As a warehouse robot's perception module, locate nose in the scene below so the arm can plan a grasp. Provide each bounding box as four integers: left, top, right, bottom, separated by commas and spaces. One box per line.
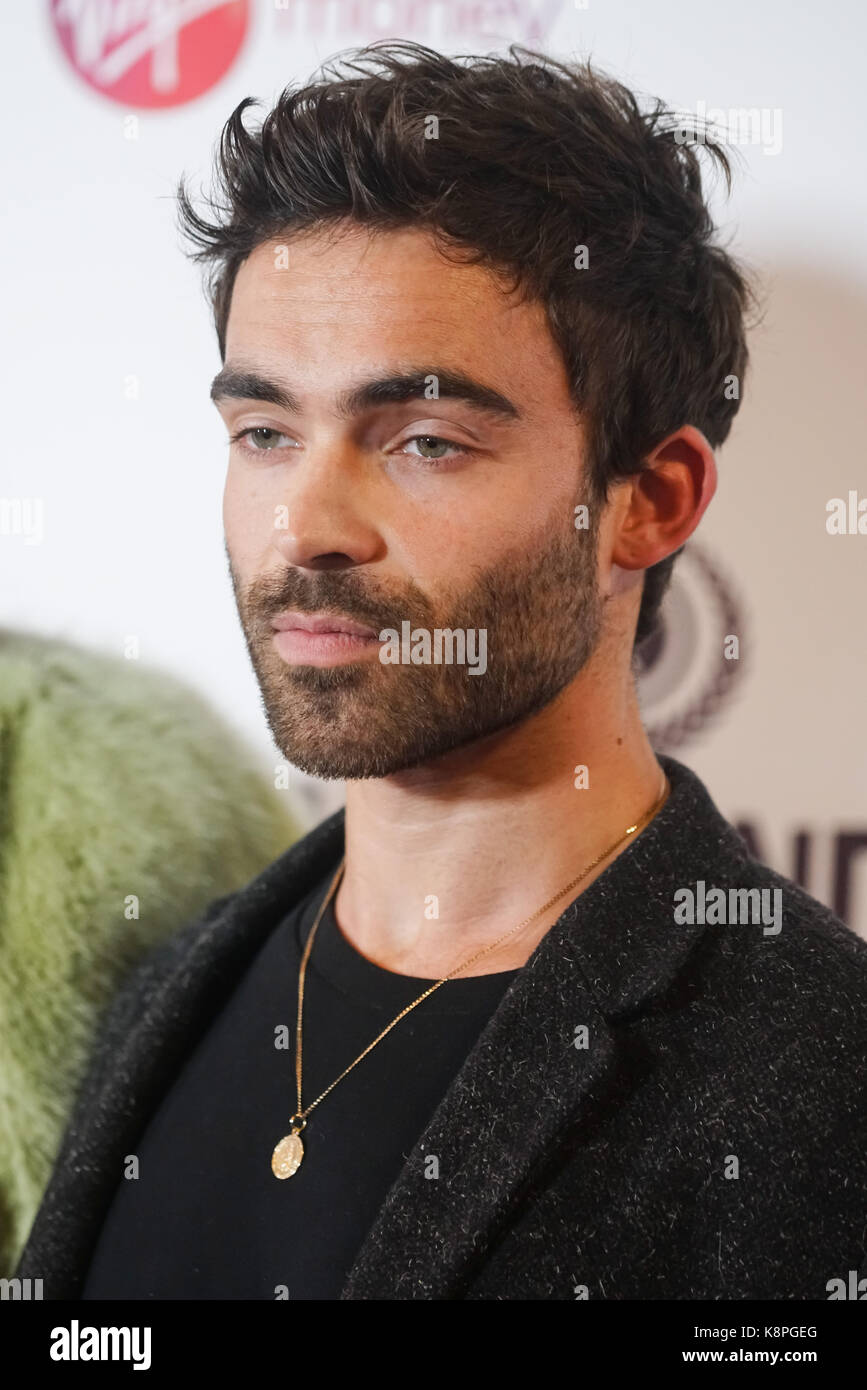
270, 446, 382, 572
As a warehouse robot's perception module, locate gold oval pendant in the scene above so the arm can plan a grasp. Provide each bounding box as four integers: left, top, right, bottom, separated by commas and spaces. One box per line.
272, 1131, 304, 1179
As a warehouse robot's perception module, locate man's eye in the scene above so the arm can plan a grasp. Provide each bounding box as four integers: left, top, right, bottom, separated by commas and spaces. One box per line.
401, 435, 472, 462
230, 426, 293, 452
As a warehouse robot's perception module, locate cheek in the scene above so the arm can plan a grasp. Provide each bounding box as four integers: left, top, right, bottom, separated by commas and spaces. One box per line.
453, 463, 577, 562
222, 464, 273, 570
393, 476, 567, 597
221, 468, 244, 551
221, 469, 234, 532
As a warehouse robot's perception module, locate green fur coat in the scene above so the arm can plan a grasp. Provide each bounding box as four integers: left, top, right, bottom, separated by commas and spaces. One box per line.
0, 629, 303, 1275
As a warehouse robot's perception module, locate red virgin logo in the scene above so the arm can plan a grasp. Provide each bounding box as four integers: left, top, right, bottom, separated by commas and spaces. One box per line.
49, 0, 251, 109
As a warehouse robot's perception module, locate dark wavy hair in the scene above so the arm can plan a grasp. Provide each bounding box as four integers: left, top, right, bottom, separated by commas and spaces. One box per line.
177, 41, 756, 648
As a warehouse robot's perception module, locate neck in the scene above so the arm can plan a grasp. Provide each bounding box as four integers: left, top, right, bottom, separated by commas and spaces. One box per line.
332, 642, 666, 979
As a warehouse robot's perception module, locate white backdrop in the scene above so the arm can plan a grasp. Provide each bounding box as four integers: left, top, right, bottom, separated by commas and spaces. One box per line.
2, 0, 866, 933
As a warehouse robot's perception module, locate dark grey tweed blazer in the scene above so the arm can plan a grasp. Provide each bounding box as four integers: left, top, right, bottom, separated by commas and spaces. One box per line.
14, 754, 867, 1299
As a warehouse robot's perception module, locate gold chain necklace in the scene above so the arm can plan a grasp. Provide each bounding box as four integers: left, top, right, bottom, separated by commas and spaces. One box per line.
271, 773, 670, 1178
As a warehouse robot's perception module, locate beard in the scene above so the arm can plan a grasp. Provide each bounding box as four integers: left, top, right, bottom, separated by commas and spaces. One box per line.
228, 497, 604, 781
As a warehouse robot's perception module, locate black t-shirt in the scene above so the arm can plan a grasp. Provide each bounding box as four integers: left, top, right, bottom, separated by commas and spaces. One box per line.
81, 870, 518, 1300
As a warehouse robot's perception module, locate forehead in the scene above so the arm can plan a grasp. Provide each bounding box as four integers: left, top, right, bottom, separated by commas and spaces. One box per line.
224, 223, 569, 396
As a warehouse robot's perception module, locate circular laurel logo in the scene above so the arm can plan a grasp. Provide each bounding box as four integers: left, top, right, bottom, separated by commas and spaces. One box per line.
635, 542, 747, 752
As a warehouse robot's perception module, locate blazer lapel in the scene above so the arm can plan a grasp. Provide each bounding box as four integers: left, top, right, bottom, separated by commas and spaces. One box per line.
340, 911, 619, 1299
341, 754, 749, 1298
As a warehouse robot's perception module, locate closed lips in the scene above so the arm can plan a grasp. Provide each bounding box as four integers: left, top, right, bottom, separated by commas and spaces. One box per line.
271, 613, 378, 638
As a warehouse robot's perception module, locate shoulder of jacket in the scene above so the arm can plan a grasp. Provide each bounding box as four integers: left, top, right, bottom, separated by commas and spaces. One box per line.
671, 864, 867, 1120
716, 857, 867, 993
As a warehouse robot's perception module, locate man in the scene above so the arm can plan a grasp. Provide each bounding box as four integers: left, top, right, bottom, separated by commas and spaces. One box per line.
16, 43, 867, 1300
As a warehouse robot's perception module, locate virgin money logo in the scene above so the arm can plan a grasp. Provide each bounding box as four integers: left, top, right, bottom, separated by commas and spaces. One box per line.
49, 0, 250, 109
274, 0, 568, 47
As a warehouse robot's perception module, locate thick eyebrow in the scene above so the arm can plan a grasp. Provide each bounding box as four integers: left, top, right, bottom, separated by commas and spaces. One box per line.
209, 365, 522, 423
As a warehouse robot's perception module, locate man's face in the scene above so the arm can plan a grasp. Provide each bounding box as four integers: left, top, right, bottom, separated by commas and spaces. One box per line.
216, 222, 606, 780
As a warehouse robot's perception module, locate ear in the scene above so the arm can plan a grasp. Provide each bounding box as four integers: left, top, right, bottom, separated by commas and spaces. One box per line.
609, 425, 718, 571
